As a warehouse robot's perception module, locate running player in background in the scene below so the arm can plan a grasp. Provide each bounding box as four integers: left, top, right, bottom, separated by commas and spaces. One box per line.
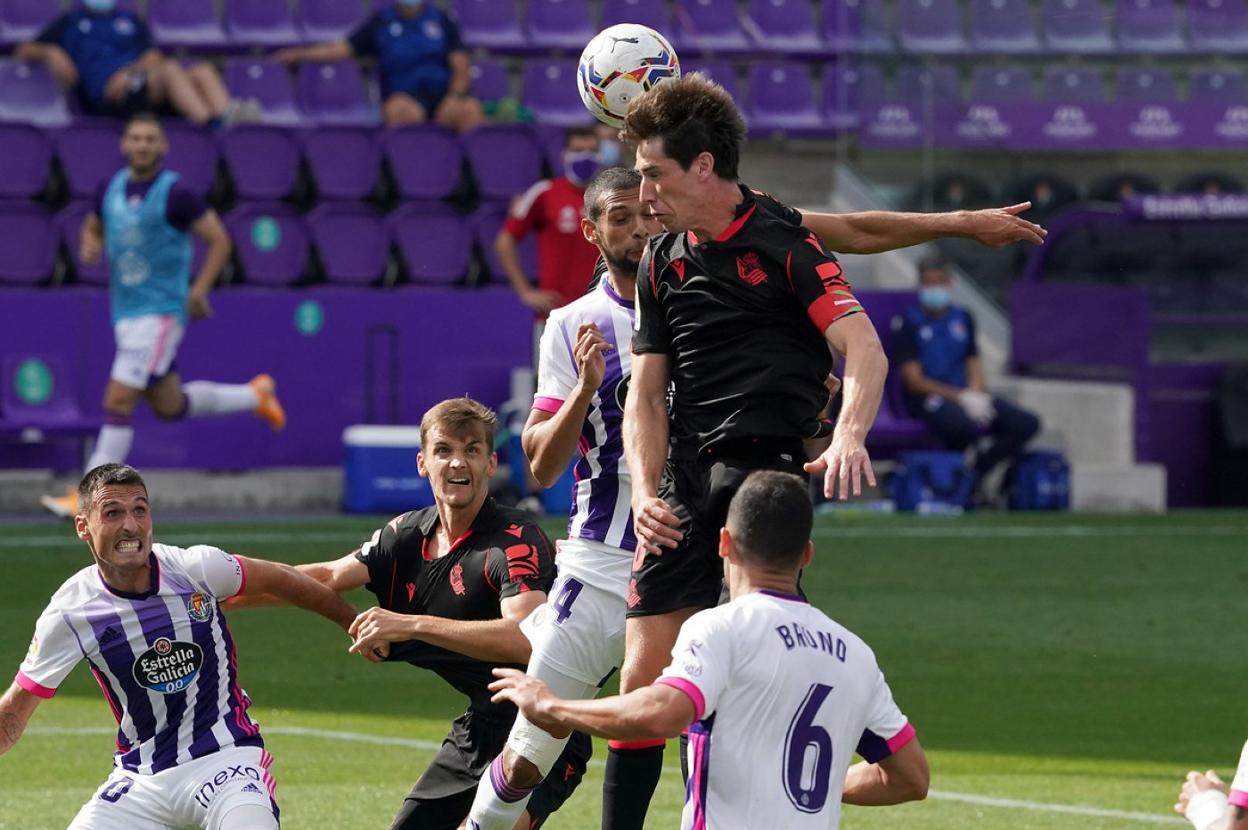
491, 470, 929, 829
233, 398, 590, 830
1176, 741, 1248, 830
1, 463, 358, 829
41, 113, 285, 518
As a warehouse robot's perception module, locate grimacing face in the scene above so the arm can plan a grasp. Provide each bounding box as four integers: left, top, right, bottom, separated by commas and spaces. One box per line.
416, 424, 497, 510
583, 189, 659, 277
121, 123, 167, 175
75, 484, 153, 575
634, 137, 714, 233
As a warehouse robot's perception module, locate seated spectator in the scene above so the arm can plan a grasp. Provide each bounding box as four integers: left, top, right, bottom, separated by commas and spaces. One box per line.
15, 0, 257, 126
895, 257, 1041, 497
275, 0, 483, 130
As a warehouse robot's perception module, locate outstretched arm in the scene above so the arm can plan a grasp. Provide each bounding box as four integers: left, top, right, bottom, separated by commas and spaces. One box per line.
0, 683, 42, 756
349, 591, 545, 664
225, 551, 369, 609
490, 668, 694, 741
842, 737, 930, 806
799, 203, 1046, 255
1177, 769, 1248, 830
234, 556, 358, 632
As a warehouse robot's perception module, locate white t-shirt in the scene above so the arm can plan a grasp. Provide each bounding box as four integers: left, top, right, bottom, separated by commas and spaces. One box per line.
656, 590, 915, 829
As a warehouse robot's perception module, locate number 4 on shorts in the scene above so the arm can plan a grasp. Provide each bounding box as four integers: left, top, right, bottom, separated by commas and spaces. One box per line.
551, 577, 584, 624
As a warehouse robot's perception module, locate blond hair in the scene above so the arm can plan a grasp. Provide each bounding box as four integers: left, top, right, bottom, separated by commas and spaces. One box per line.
420, 397, 499, 450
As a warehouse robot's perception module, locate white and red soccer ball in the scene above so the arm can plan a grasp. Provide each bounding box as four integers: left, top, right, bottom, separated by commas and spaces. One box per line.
577, 23, 681, 128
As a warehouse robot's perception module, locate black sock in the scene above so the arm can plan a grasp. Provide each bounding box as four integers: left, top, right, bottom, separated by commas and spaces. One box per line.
602, 743, 664, 830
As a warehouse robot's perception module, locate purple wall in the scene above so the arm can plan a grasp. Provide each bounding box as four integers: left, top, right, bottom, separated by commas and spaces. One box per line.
1, 287, 533, 470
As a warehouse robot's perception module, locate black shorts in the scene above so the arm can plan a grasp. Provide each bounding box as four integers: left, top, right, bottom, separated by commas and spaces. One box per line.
84, 72, 156, 118
626, 438, 807, 618
389, 707, 591, 830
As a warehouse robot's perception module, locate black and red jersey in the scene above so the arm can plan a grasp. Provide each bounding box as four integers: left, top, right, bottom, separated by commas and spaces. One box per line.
354, 498, 555, 710
633, 185, 865, 455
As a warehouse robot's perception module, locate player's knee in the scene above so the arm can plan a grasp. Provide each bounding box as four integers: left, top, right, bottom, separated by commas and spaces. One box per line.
502, 747, 544, 790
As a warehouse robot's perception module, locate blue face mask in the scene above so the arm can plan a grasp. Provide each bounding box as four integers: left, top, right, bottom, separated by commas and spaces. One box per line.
920, 287, 952, 310
84, 0, 116, 11
565, 150, 601, 186
598, 140, 621, 167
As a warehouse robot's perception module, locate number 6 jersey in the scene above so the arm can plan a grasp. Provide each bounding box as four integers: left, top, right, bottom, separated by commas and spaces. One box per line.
655, 590, 916, 829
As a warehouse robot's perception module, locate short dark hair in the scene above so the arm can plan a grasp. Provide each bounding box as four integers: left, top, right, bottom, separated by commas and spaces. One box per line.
621, 73, 745, 180
584, 167, 642, 222
78, 464, 148, 513
124, 112, 164, 135
420, 397, 499, 451
725, 471, 813, 569
917, 255, 950, 281
563, 125, 599, 147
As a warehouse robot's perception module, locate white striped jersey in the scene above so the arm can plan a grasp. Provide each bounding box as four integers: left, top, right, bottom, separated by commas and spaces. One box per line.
16, 544, 262, 774
532, 276, 636, 590
656, 591, 915, 830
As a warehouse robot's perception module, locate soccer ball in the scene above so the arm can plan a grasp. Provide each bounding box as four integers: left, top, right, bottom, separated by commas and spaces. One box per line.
577, 24, 680, 128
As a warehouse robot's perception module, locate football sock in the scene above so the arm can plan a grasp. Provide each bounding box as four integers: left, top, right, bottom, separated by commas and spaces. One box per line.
183, 381, 260, 417
465, 755, 536, 830
85, 418, 134, 470
602, 741, 664, 830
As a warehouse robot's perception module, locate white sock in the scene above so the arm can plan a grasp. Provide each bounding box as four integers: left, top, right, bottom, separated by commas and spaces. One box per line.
465, 755, 536, 830
184, 381, 259, 417
85, 423, 134, 471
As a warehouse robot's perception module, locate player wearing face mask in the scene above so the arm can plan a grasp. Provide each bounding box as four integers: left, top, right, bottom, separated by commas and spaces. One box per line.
496, 126, 609, 317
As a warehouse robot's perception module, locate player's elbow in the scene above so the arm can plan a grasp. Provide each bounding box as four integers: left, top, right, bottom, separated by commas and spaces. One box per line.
887, 744, 930, 803
898, 764, 929, 802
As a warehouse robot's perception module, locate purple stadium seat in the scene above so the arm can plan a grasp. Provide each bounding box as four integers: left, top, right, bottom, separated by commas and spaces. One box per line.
822, 0, 894, 53
746, 0, 822, 54
0, 60, 71, 127
1190, 68, 1247, 101
0, 354, 99, 434
602, 0, 670, 30
383, 126, 463, 201
388, 203, 471, 285
453, 0, 527, 51
471, 58, 511, 101
148, 0, 227, 50
532, 124, 565, 177
461, 125, 542, 202
897, 0, 967, 54
0, 0, 63, 45
522, 60, 592, 128
1115, 67, 1178, 102
219, 126, 299, 201
896, 64, 962, 105
0, 124, 50, 199
1115, 0, 1186, 52
162, 124, 218, 198
0, 202, 56, 285
527, 0, 595, 50
1188, 0, 1248, 53
225, 0, 299, 48
1042, 65, 1107, 102
672, 0, 751, 54
682, 59, 741, 101
297, 60, 379, 126
823, 63, 886, 130
970, 65, 1035, 101
472, 202, 537, 284
969, 0, 1041, 52
56, 202, 109, 285
303, 127, 381, 201
54, 121, 123, 200
1042, 0, 1114, 53
747, 62, 824, 134
299, 0, 369, 43
223, 59, 302, 126
306, 202, 388, 286
223, 203, 308, 286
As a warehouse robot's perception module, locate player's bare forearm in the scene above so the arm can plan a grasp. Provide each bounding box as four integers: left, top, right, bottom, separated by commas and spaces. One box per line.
408, 616, 533, 663
523, 392, 595, 487
828, 317, 887, 444
622, 355, 670, 502
800, 205, 1045, 253
0, 683, 41, 755
496, 232, 533, 296
494, 673, 693, 741
842, 740, 930, 806
238, 557, 358, 632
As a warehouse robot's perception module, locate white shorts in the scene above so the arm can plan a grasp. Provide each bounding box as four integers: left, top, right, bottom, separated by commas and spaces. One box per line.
520, 538, 631, 688
68, 745, 278, 830
111, 314, 185, 390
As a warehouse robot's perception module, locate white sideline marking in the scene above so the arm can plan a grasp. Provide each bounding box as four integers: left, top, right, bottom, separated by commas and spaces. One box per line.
28, 726, 1184, 824
4, 525, 1247, 550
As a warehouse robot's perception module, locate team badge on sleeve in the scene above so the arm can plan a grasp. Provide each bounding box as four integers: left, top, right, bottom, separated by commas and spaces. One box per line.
26, 636, 38, 660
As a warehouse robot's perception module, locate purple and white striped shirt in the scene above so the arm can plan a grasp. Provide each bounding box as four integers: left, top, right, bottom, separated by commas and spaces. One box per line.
533, 277, 637, 557
16, 544, 263, 774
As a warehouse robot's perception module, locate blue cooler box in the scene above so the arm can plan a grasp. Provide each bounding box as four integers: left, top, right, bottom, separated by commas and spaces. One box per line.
342, 425, 434, 514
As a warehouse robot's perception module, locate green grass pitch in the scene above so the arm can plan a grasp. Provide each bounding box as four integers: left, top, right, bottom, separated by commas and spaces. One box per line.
1, 511, 1245, 828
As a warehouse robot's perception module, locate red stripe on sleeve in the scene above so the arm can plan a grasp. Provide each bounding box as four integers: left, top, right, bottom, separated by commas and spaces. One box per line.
808, 292, 864, 332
